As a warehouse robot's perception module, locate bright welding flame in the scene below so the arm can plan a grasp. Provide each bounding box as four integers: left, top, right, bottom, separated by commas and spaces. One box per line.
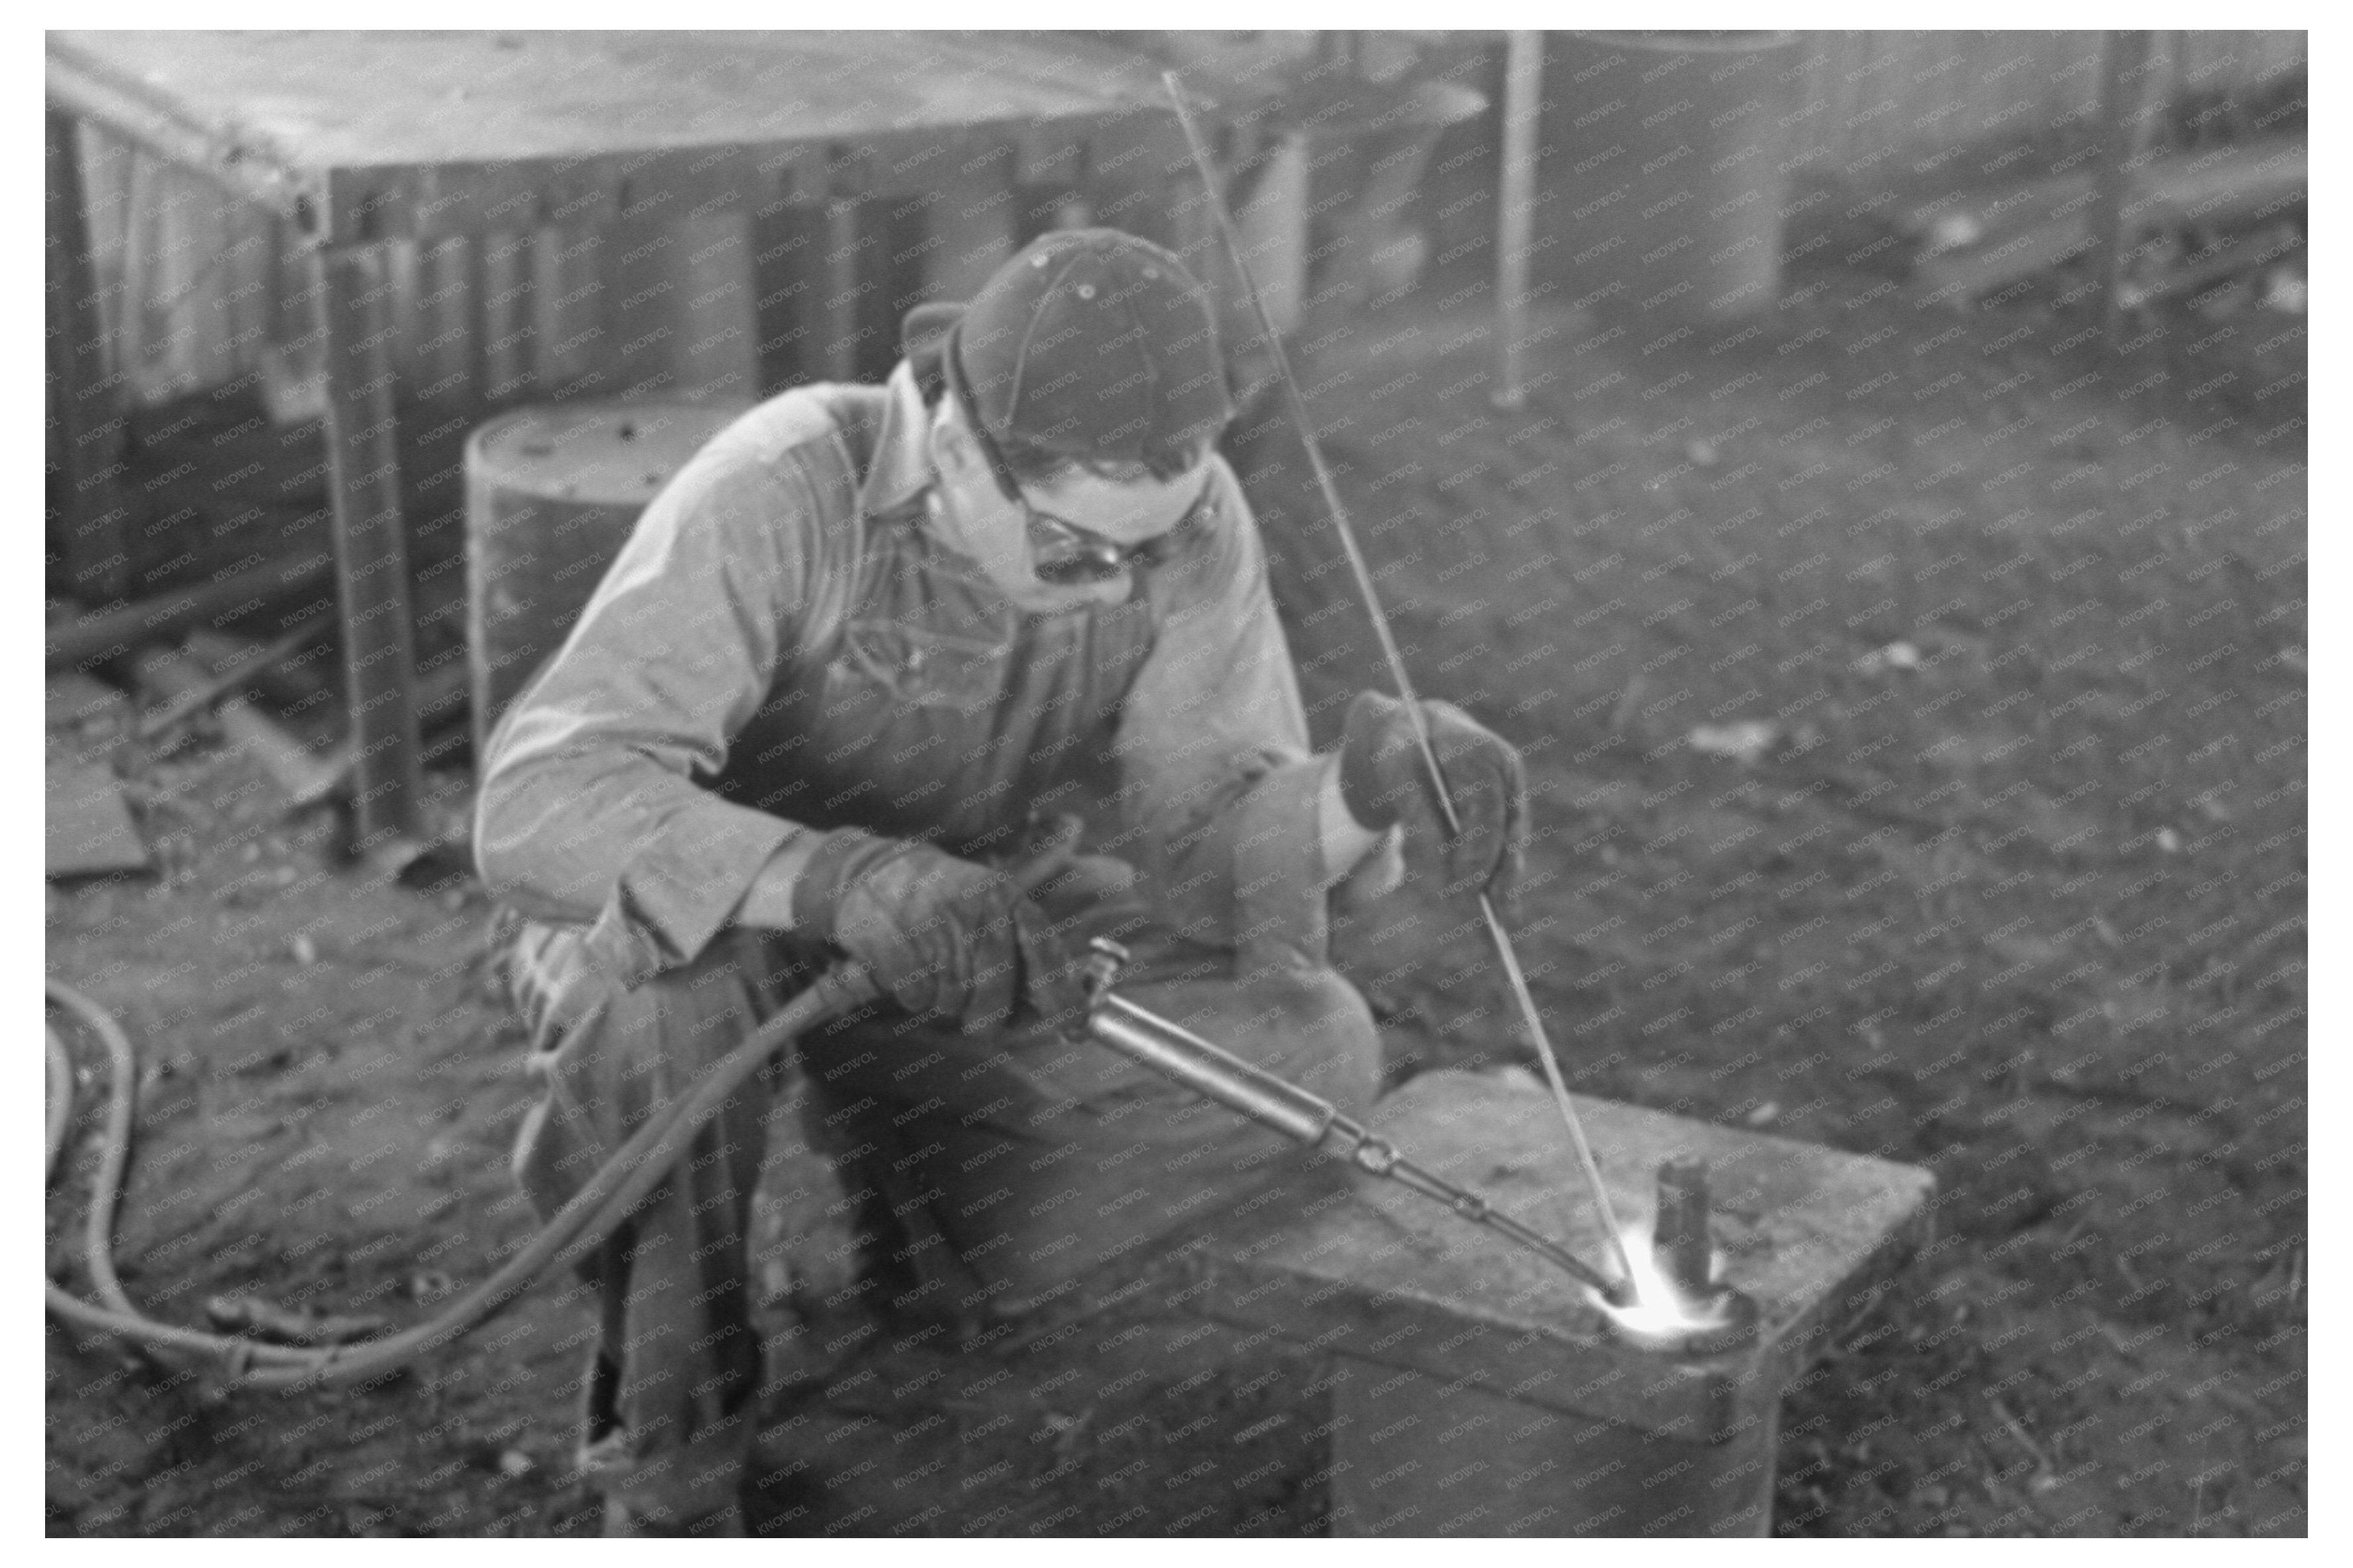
1588, 1219, 1730, 1337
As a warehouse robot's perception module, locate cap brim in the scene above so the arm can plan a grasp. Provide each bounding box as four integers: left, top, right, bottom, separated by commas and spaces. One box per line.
901, 300, 965, 364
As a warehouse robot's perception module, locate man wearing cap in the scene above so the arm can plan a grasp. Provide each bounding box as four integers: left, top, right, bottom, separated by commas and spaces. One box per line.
474, 229, 1527, 1534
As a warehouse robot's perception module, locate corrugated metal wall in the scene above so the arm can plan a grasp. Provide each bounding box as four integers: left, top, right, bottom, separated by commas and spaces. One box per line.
65, 30, 2306, 412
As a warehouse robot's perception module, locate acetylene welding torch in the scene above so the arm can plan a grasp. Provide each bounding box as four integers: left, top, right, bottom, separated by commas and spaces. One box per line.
1161, 74, 1638, 1289
1068, 940, 1610, 1296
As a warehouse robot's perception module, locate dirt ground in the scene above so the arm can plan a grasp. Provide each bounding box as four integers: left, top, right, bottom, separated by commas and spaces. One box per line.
46, 235, 2305, 1536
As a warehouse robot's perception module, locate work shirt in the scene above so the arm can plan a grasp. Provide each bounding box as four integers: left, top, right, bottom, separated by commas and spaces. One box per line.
476, 361, 1372, 990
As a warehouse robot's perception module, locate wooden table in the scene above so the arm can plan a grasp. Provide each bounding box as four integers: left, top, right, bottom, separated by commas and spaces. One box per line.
46, 30, 1200, 843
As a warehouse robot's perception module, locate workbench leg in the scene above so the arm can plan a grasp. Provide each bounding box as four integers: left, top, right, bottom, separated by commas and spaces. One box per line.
45, 109, 133, 605
312, 245, 422, 845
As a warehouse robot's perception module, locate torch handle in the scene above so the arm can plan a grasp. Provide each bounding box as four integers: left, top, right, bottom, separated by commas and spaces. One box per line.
1088, 993, 1338, 1147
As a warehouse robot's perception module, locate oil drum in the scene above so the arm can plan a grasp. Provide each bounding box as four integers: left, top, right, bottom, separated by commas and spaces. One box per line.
1541, 31, 1799, 321
464, 399, 743, 758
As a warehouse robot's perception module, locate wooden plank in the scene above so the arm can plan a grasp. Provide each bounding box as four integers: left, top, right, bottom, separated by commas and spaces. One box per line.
2141, 137, 2307, 227
130, 644, 346, 806
47, 32, 1182, 245
312, 245, 422, 843
44, 48, 323, 234
46, 670, 129, 732
45, 549, 334, 673
138, 617, 330, 740
46, 758, 149, 878
46, 109, 134, 603
1913, 211, 2100, 309
1907, 133, 2305, 308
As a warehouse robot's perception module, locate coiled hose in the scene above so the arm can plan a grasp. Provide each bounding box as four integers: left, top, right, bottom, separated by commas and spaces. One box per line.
43, 967, 875, 1392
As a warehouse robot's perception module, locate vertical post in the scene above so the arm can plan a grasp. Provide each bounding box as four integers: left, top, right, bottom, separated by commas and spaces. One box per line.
45, 108, 133, 604
2086, 29, 2168, 351
1492, 30, 1543, 412
312, 245, 422, 845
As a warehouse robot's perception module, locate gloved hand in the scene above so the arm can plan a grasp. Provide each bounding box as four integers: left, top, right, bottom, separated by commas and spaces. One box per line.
793, 831, 1029, 1030
1338, 690, 1528, 906
791, 825, 1133, 1032
1000, 817, 1141, 1031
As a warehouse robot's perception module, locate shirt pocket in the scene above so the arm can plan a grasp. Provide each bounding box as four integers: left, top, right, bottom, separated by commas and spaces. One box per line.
822, 619, 1010, 717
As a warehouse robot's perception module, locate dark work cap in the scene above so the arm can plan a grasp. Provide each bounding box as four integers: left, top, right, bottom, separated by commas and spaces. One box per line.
902, 228, 1233, 472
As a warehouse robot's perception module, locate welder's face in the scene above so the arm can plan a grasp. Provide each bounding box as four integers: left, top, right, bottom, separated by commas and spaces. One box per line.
930, 401, 1212, 612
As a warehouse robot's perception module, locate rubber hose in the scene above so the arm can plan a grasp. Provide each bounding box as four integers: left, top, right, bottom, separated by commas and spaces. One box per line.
43, 966, 876, 1388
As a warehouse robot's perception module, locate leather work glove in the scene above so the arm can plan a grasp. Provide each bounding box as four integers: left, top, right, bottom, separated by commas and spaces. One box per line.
792, 825, 1127, 1032
793, 831, 1027, 1030
1000, 817, 1140, 1033
1338, 690, 1529, 907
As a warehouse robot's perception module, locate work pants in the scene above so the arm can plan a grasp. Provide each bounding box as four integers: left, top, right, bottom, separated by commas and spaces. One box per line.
506, 920, 1380, 1526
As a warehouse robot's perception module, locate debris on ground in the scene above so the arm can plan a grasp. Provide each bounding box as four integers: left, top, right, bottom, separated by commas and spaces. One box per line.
45, 758, 149, 879
1686, 721, 1780, 766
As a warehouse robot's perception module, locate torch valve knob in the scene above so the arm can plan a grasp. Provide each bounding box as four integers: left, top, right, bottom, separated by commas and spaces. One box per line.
1082, 937, 1131, 1006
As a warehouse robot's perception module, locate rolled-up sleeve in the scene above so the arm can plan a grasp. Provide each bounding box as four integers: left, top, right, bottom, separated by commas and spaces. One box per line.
472, 430, 826, 989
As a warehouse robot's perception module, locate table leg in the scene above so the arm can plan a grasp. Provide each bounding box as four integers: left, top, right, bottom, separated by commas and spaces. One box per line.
311, 243, 422, 845
45, 108, 132, 604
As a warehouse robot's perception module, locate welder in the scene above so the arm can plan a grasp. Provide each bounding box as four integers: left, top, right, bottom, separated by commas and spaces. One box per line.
472, 227, 1528, 1535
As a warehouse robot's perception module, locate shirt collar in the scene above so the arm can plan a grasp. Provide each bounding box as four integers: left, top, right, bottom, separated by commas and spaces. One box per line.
856, 359, 938, 522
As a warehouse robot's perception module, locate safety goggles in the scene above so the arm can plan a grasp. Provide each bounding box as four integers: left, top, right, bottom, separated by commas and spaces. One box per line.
948, 332, 1210, 585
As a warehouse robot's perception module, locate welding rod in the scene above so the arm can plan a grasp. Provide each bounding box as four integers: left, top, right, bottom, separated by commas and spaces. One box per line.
1162, 74, 1637, 1289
